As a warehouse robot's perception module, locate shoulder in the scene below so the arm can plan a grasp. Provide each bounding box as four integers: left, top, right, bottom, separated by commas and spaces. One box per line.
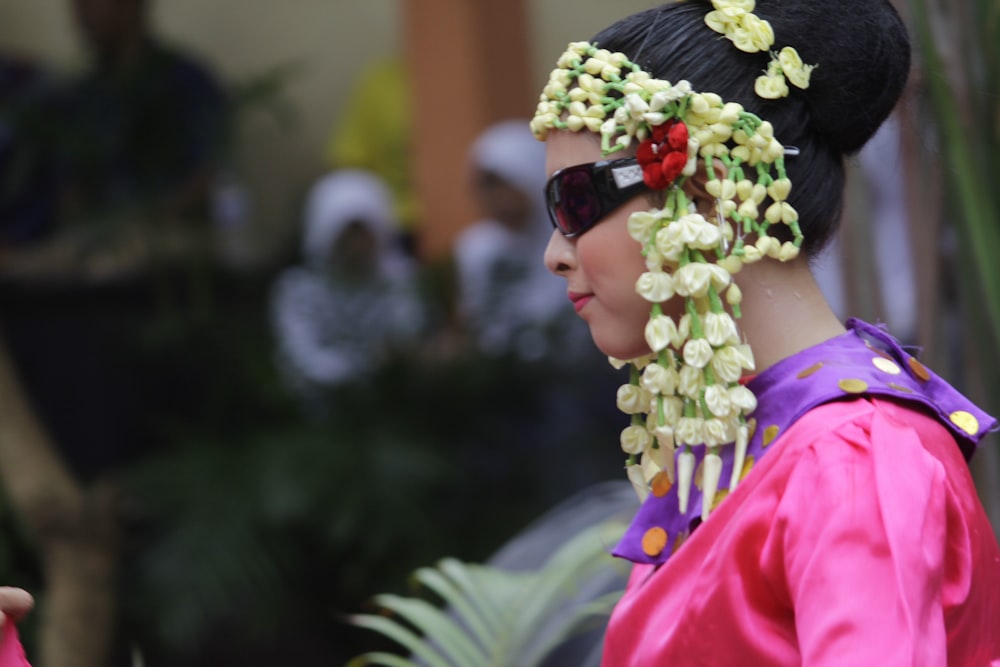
759, 398, 963, 527
774, 397, 959, 473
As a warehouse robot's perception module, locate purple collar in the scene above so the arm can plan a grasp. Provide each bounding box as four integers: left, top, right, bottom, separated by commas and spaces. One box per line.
613, 318, 997, 566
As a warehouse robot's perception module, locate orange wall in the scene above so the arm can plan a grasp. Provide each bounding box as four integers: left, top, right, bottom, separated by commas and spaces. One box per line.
404, 0, 536, 259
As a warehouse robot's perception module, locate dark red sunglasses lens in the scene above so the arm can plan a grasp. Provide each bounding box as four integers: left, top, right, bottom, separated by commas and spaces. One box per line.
554, 168, 600, 235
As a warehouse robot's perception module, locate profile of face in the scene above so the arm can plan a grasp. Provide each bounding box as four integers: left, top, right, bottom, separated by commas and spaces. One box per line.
471, 168, 532, 231
543, 130, 662, 361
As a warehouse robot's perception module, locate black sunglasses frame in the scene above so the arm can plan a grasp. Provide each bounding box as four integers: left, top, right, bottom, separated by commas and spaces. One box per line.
544, 158, 652, 238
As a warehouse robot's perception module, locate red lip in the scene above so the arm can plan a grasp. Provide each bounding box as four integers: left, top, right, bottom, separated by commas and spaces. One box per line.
568, 291, 593, 313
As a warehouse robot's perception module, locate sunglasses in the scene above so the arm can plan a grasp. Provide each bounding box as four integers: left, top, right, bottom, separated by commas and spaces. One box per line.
545, 158, 651, 238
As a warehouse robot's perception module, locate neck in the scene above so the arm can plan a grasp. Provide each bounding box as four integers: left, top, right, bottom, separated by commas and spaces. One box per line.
734, 254, 845, 372
97, 31, 148, 76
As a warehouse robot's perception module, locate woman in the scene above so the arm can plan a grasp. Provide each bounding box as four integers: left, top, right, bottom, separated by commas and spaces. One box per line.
534, 0, 1000, 664
270, 169, 425, 416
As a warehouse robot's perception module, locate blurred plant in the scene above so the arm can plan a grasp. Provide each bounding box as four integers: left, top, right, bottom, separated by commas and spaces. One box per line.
904, 0, 1000, 361
901, 0, 1000, 527
348, 520, 627, 667
113, 335, 623, 666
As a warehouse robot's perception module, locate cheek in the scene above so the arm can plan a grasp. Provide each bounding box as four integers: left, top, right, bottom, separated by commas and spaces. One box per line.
577, 220, 652, 358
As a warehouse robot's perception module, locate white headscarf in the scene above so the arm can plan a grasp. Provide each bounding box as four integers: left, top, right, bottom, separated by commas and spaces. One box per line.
455, 120, 571, 359
467, 119, 548, 229
300, 169, 406, 278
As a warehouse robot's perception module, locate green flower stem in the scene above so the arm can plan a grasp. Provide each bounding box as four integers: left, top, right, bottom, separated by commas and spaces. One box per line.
686, 297, 705, 339
775, 158, 788, 181
674, 188, 690, 216
683, 398, 697, 418
677, 95, 690, 118
702, 363, 717, 388
705, 157, 719, 182
699, 390, 712, 416
707, 285, 725, 314
789, 220, 804, 246
731, 297, 743, 320
756, 162, 773, 186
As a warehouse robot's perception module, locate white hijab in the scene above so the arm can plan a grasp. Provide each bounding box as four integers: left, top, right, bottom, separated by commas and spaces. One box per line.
300, 168, 408, 279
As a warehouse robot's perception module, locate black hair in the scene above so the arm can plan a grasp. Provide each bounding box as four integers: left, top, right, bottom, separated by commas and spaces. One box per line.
592, 0, 911, 256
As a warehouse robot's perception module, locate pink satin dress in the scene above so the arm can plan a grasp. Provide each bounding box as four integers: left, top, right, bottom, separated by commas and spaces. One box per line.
602, 398, 1000, 666
0, 624, 30, 667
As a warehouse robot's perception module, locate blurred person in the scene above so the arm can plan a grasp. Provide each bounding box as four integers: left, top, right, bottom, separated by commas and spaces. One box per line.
63, 0, 228, 224
0, 52, 61, 249
0, 0, 229, 284
0, 0, 230, 478
0, 8, 229, 661
270, 169, 426, 417
452, 120, 575, 361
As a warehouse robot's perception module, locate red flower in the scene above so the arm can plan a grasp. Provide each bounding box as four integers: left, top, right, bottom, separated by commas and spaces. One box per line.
637, 119, 690, 190
666, 120, 689, 151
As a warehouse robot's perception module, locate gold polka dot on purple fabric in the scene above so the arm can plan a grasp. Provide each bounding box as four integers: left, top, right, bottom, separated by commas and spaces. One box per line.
838, 378, 868, 394
908, 357, 931, 382
671, 531, 688, 555
651, 471, 673, 497
796, 362, 824, 379
872, 357, 902, 375
642, 526, 668, 556
950, 410, 979, 436
762, 424, 780, 447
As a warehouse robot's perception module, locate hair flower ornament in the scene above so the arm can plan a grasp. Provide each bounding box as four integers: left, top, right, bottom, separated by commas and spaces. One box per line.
637, 119, 690, 188
533, 41, 805, 518
755, 46, 816, 99
704, 0, 817, 100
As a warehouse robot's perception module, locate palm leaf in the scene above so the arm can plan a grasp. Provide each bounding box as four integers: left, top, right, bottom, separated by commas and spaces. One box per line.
349, 519, 629, 667
409, 565, 500, 648
369, 594, 489, 667
349, 614, 453, 667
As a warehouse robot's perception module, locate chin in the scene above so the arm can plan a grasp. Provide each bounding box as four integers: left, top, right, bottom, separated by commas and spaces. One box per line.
589, 329, 650, 361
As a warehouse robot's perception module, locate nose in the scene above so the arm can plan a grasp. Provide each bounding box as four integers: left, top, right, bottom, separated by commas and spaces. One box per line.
543, 229, 576, 276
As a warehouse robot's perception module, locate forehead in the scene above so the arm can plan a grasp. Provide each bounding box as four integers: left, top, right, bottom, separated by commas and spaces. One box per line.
544, 131, 607, 177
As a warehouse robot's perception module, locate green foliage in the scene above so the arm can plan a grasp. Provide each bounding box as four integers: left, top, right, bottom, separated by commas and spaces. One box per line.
906, 0, 1000, 349
348, 520, 628, 667
111, 290, 623, 665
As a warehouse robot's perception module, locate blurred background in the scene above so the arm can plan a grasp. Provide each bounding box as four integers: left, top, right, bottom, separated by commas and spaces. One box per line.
0, 0, 997, 665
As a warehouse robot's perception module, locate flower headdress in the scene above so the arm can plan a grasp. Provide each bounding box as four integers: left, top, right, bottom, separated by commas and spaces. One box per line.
531, 1, 815, 520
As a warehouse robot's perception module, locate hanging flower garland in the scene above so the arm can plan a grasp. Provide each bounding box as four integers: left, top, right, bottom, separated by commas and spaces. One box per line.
532, 41, 805, 519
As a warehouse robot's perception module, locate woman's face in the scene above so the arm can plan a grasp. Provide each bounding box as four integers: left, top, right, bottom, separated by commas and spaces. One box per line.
542, 130, 657, 360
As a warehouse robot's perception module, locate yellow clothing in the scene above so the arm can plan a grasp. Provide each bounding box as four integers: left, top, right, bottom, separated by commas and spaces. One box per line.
326, 58, 417, 231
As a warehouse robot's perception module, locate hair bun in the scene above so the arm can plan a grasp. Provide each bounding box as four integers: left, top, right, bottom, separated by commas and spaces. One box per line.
760, 0, 910, 154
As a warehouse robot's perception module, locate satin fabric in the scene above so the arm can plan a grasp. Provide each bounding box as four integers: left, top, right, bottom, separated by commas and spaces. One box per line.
602, 398, 1000, 666
0, 623, 30, 667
